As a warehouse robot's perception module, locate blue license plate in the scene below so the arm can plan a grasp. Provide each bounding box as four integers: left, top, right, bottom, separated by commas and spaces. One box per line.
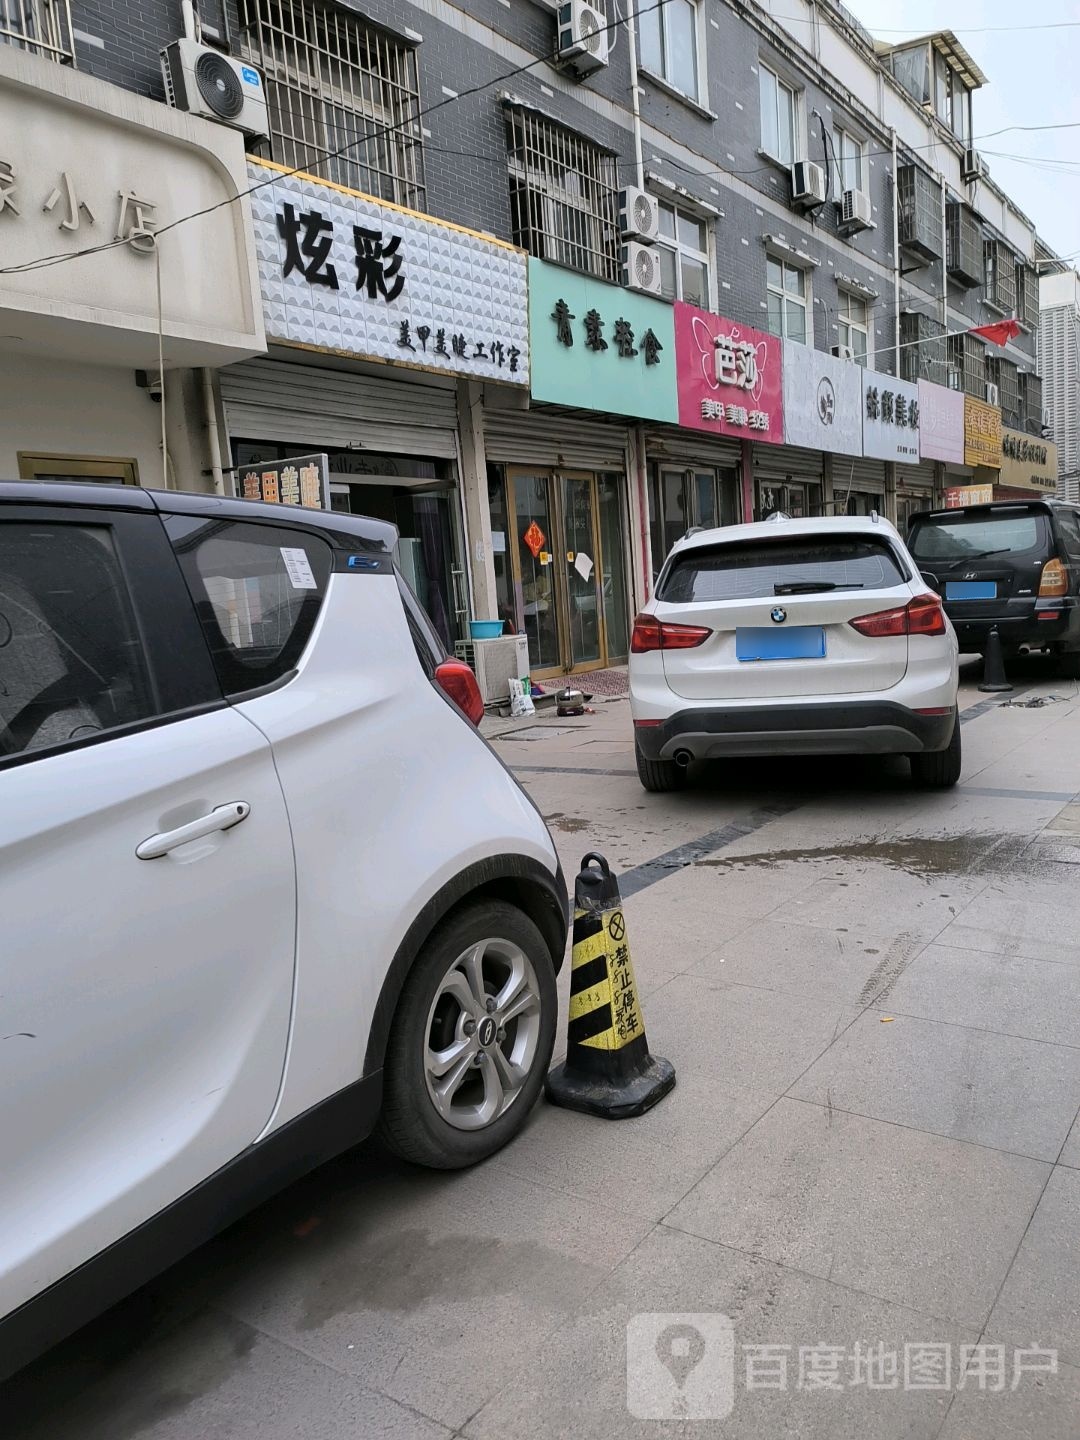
946, 581, 997, 600
736, 626, 826, 661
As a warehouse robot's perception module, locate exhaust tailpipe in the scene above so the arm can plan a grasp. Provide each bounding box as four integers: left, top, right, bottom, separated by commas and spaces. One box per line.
672, 749, 693, 769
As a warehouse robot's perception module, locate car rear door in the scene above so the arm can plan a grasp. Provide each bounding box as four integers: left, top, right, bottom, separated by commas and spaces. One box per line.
909, 507, 1052, 618
655, 530, 912, 700
0, 498, 296, 1320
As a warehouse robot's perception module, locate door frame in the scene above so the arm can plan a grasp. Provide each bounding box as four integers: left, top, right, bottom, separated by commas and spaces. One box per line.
504, 465, 612, 678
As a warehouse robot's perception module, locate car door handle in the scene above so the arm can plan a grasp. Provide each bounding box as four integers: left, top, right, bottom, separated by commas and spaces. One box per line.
136, 803, 251, 860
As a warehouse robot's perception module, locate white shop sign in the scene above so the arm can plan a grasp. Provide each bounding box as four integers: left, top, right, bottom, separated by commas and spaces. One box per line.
861, 369, 921, 464
248, 159, 530, 386
781, 341, 863, 457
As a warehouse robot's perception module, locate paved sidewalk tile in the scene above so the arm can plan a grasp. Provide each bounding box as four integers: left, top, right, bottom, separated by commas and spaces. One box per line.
491, 1076, 775, 1223
1059, 1114, 1080, 1169
3, 1310, 449, 1440
643, 975, 857, 1098
665, 1099, 1048, 1327
790, 1010, 1080, 1161
986, 1167, 1080, 1369
686, 917, 928, 1007
466, 1225, 974, 1440
937, 1357, 1080, 1440
883, 944, 1080, 1048
210, 1157, 653, 1431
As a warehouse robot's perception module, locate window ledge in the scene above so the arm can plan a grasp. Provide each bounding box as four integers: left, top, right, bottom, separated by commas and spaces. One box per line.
639, 67, 717, 120
983, 296, 1009, 316
763, 233, 820, 267
756, 147, 793, 175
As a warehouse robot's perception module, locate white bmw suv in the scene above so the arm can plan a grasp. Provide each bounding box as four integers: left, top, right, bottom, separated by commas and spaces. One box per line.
630, 514, 960, 792
0, 482, 567, 1377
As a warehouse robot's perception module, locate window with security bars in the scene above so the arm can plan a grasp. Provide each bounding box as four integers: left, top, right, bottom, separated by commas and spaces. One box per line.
983, 238, 1017, 314
1016, 263, 1040, 330
987, 356, 1020, 426
900, 312, 946, 386
505, 105, 620, 282
947, 333, 984, 397
237, 0, 425, 210
897, 162, 941, 260
945, 201, 981, 288
1020, 373, 1043, 436
0, 0, 73, 61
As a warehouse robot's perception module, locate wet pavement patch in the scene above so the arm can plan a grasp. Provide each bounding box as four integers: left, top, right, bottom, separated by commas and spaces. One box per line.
694, 832, 1078, 881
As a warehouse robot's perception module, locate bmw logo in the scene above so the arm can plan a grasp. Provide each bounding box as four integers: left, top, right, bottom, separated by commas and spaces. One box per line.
770, 607, 787, 624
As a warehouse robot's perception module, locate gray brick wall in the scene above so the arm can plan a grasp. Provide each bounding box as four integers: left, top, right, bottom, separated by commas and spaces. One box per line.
63, 0, 1037, 381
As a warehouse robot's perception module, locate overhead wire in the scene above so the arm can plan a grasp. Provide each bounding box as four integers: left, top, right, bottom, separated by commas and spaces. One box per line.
3, 0, 1080, 279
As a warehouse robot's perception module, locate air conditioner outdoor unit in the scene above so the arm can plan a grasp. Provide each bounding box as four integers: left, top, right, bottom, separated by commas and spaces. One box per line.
618, 185, 659, 242
556, 1, 609, 75
985, 382, 1000, 406
621, 241, 662, 295
472, 634, 530, 706
961, 148, 986, 183
790, 160, 827, 210
831, 344, 856, 361
840, 188, 872, 230
161, 39, 269, 137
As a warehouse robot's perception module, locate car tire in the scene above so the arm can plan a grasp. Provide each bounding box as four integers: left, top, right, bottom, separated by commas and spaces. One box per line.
1057, 649, 1080, 681
635, 743, 687, 793
910, 714, 962, 789
379, 900, 557, 1169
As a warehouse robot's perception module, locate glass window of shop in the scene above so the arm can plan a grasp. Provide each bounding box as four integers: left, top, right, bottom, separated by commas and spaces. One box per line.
755, 479, 823, 520
233, 442, 466, 651
487, 464, 631, 676
649, 464, 739, 578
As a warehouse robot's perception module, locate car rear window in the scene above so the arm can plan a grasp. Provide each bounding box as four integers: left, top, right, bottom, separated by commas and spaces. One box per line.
660, 537, 906, 603
909, 512, 1047, 562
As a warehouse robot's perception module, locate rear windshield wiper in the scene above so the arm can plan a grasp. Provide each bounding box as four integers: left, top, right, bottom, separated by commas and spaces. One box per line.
927, 548, 1012, 569
773, 581, 865, 594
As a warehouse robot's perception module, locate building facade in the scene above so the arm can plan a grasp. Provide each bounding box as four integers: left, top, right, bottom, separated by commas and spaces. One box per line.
0, 0, 1054, 678
1039, 270, 1080, 504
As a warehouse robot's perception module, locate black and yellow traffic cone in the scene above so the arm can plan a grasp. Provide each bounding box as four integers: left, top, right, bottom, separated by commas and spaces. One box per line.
978, 625, 1013, 693
545, 852, 675, 1120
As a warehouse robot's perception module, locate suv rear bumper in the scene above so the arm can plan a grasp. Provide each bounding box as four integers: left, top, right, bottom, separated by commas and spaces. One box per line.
946, 596, 1080, 652
635, 702, 956, 761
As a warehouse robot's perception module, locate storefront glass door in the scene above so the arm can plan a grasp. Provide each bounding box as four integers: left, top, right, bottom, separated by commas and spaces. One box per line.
503, 467, 629, 678
512, 471, 560, 672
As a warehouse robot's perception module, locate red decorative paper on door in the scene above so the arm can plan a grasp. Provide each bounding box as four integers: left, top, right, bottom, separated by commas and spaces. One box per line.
523, 521, 546, 559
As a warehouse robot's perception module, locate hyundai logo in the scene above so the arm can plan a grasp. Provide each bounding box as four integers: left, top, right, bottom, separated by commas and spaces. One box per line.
770, 607, 787, 624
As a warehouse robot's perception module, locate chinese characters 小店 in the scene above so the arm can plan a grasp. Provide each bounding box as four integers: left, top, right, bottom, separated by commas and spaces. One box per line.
0, 160, 158, 251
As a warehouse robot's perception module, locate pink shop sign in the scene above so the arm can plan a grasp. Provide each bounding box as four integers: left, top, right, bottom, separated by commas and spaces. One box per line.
674, 302, 784, 444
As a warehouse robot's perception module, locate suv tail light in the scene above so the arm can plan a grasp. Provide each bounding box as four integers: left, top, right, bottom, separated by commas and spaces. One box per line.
1039, 558, 1069, 598
630, 613, 712, 652
849, 593, 946, 638
434, 659, 485, 725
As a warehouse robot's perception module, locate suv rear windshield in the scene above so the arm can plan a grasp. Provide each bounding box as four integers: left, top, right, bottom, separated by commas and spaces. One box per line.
909, 511, 1048, 563
660, 537, 906, 604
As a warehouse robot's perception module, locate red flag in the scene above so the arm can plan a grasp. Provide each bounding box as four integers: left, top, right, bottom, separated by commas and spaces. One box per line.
970, 319, 1021, 346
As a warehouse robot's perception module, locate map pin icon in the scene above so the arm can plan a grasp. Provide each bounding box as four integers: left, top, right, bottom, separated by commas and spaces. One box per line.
656, 1323, 707, 1391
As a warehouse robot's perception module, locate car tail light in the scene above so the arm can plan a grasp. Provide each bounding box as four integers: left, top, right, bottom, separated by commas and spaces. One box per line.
1039, 558, 1069, 598
630, 613, 711, 652
849, 593, 946, 638
434, 659, 485, 725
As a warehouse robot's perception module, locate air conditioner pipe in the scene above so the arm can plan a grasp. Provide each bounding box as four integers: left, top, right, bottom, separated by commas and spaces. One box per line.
202, 367, 226, 496
625, 0, 645, 190
180, 0, 199, 42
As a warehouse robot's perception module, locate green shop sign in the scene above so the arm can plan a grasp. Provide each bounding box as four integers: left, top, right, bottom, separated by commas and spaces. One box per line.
527, 258, 678, 423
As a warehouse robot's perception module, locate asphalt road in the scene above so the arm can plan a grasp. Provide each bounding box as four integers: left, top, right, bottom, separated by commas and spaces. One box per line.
5, 655, 1080, 1439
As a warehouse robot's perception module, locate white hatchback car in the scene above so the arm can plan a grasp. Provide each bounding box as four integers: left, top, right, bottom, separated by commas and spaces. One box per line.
0, 482, 567, 1377
630, 514, 960, 792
